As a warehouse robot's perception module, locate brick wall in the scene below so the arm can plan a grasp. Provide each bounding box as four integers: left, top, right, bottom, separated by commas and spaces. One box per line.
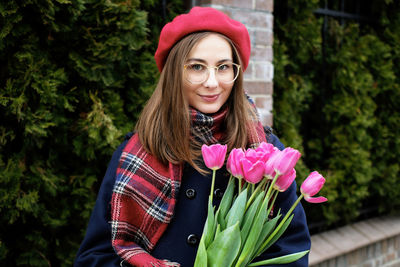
310, 216, 400, 267
312, 235, 400, 267
311, 235, 400, 267
195, 0, 274, 126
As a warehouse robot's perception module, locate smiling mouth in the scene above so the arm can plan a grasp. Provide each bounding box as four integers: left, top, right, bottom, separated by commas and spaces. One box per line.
200, 94, 220, 102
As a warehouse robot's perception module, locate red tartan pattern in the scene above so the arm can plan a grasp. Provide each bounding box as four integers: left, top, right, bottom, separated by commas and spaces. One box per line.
111, 134, 182, 266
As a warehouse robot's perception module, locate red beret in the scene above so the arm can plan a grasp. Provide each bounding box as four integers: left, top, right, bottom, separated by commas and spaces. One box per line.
154, 7, 251, 72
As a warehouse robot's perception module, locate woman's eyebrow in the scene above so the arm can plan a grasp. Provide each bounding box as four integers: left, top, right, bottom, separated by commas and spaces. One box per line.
186, 58, 234, 64
186, 58, 207, 64
217, 59, 234, 64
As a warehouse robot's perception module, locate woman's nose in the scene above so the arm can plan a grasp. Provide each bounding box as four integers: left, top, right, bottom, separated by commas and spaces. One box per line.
203, 68, 218, 88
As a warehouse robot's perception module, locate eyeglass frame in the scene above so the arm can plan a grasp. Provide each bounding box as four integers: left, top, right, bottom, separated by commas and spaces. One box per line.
183, 62, 241, 84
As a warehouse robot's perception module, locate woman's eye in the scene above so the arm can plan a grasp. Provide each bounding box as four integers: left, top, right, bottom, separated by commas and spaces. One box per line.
190, 64, 205, 71
218, 64, 231, 71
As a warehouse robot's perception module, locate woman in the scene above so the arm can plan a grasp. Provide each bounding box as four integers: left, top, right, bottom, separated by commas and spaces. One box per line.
74, 7, 310, 267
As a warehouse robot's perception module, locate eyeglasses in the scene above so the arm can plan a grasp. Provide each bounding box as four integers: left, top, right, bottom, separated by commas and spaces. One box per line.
183, 62, 240, 84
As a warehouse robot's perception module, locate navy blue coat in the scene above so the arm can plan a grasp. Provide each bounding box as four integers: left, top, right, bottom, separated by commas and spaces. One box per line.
74, 132, 311, 267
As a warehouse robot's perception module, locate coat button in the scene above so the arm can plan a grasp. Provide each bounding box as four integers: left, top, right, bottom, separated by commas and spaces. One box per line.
187, 234, 199, 246
186, 188, 196, 199
214, 188, 224, 199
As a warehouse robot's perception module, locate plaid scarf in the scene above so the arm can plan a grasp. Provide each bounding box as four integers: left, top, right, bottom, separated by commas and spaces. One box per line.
111, 101, 266, 267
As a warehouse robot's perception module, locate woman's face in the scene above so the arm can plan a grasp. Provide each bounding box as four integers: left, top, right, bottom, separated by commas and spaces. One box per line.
183, 34, 235, 114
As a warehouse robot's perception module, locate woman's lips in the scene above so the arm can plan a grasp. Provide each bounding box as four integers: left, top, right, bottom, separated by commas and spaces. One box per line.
200, 94, 220, 102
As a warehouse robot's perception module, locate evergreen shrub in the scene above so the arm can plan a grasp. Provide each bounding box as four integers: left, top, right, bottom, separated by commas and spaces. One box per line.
0, 0, 183, 266
274, 0, 400, 231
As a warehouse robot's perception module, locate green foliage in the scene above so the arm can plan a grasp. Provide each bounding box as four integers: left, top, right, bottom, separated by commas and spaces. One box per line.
0, 0, 184, 266
273, 0, 322, 182
274, 1, 400, 229
369, 4, 400, 214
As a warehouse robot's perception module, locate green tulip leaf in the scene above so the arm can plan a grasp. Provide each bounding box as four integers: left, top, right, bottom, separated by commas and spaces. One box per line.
235, 192, 270, 267
218, 176, 235, 218
214, 208, 221, 232
217, 209, 227, 230
253, 214, 281, 257
204, 198, 216, 248
207, 222, 241, 267
217, 210, 227, 230
248, 250, 309, 266
193, 236, 208, 267
214, 223, 221, 239
240, 191, 264, 243
226, 188, 248, 228
257, 214, 294, 256
216, 177, 235, 230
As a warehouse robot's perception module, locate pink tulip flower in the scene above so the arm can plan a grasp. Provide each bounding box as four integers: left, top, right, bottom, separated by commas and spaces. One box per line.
300, 171, 328, 203
244, 149, 264, 164
271, 147, 301, 175
256, 142, 277, 162
273, 168, 296, 192
201, 144, 227, 170
256, 142, 276, 153
227, 148, 245, 178
263, 150, 281, 178
240, 158, 265, 184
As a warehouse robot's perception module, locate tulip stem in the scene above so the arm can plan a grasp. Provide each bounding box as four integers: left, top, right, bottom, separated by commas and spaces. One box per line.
264, 180, 271, 191
265, 172, 280, 202
245, 178, 267, 211
257, 194, 304, 255
266, 190, 278, 218
210, 169, 216, 204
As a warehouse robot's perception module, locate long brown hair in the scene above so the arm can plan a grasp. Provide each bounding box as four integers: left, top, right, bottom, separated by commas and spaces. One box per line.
135, 32, 259, 173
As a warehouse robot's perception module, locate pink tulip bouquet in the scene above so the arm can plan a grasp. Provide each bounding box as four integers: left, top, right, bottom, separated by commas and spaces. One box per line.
194, 143, 328, 267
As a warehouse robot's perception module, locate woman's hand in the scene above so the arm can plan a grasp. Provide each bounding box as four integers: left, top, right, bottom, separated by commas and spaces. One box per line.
150, 259, 181, 267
